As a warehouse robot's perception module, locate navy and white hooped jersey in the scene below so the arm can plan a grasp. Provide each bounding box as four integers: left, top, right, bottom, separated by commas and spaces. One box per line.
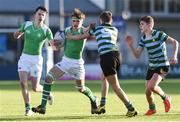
90, 23, 119, 55
138, 30, 170, 69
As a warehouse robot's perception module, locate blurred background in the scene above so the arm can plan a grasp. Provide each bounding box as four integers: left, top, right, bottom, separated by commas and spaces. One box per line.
0, 0, 179, 80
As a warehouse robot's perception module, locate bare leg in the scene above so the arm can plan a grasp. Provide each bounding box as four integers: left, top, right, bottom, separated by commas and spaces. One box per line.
106, 74, 130, 104
146, 73, 164, 106
101, 76, 109, 98
105, 74, 137, 117
31, 77, 43, 92
19, 71, 30, 106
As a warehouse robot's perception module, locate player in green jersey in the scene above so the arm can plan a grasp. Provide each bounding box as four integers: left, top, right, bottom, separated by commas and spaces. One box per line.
32, 8, 97, 115
14, 6, 54, 116
66, 11, 138, 117
125, 16, 179, 116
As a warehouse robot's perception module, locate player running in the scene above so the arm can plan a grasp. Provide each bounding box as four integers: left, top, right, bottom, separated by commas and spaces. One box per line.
125, 15, 179, 116
32, 8, 98, 115
14, 6, 54, 116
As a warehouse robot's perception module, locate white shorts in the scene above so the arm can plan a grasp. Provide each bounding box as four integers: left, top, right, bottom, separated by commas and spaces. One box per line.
55, 56, 85, 80
18, 53, 43, 81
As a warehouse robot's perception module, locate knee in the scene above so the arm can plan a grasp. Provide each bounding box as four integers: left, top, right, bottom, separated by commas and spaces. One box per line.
20, 81, 27, 89
32, 87, 39, 92
146, 85, 155, 92
45, 77, 53, 84
45, 71, 56, 84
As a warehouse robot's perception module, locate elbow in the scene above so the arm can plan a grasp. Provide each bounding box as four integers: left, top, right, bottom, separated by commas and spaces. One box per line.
173, 39, 179, 50
176, 40, 179, 47
134, 55, 139, 59
134, 53, 140, 59
172, 39, 179, 46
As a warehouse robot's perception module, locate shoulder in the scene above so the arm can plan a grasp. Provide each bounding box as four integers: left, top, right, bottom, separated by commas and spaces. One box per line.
23, 21, 33, 29
42, 24, 51, 31
92, 25, 102, 33
80, 26, 85, 33
140, 35, 145, 43
64, 26, 71, 33
24, 21, 33, 25
153, 30, 164, 35
111, 26, 118, 33
42, 24, 52, 34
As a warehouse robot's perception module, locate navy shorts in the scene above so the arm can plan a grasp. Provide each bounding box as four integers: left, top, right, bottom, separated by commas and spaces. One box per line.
100, 51, 120, 77
146, 66, 170, 80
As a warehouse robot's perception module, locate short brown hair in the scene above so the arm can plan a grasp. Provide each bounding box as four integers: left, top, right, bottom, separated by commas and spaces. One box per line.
139, 16, 154, 24
71, 8, 85, 20
100, 11, 112, 23
35, 6, 48, 13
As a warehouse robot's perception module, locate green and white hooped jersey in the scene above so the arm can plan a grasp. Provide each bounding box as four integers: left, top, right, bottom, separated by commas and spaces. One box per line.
138, 30, 169, 69
90, 23, 119, 55
64, 26, 86, 59
19, 21, 53, 55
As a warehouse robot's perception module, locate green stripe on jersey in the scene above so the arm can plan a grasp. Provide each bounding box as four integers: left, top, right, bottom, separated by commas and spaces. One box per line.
138, 30, 169, 68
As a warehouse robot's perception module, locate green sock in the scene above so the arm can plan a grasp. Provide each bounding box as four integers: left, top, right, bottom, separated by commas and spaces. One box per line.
82, 86, 96, 102
149, 104, 156, 110
41, 83, 51, 108
25, 103, 31, 110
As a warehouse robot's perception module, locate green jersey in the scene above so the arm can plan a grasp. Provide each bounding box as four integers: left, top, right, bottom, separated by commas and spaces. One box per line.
19, 21, 53, 55
64, 26, 86, 59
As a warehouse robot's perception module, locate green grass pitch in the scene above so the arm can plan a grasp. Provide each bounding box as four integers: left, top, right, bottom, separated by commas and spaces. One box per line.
0, 79, 180, 122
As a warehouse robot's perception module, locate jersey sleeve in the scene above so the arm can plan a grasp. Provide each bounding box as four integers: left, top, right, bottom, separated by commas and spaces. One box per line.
159, 31, 168, 43
138, 38, 145, 48
64, 27, 69, 35
19, 22, 26, 32
89, 27, 95, 36
46, 28, 53, 41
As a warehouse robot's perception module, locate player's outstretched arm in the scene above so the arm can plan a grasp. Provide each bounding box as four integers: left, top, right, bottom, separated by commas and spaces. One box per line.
125, 35, 143, 59
166, 36, 179, 64
66, 32, 90, 40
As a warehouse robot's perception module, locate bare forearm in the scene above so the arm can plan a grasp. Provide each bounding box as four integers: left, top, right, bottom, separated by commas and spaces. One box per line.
69, 33, 90, 40
172, 39, 179, 58
128, 45, 140, 58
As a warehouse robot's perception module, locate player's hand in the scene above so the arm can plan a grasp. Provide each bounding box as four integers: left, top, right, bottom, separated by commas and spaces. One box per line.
49, 40, 59, 50
66, 33, 73, 40
14, 31, 24, 39
84, 23, 95, 33
50, 39, 63, 50
169, 56, 178, 64
89, 23, 96, 29
52, 39, 60, 46
125, 35, 134, 46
